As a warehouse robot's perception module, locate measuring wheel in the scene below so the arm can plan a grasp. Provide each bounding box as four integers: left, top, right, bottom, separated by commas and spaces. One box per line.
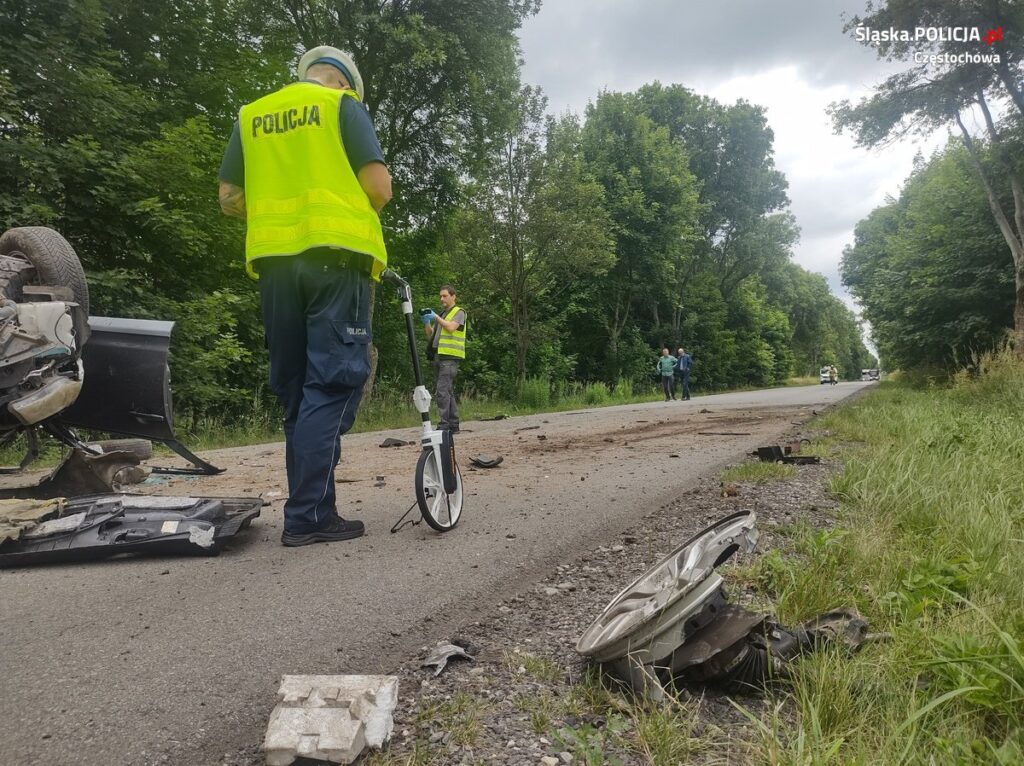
415, 448, 463, 531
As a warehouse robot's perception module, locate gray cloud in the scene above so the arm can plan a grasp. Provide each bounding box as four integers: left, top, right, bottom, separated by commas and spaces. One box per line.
520, 0, 889, 114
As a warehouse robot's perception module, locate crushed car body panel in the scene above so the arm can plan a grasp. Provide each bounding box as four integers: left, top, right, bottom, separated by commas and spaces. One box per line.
58, 317, 222, 474
576, 510, 759, 664
0, 494, 261, 566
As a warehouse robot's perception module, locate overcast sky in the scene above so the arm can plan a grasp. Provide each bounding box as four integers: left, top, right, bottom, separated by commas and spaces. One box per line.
517, 0, 948, 313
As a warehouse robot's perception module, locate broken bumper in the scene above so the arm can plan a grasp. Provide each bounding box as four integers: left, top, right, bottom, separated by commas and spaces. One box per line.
0, 494, 261, 566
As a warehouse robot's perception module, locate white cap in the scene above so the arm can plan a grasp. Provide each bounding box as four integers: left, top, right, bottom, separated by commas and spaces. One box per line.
297, 46, 364, 100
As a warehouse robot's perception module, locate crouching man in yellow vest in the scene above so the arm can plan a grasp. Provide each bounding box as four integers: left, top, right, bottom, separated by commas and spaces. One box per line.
218, 46, 392, 547
423, 285, 467, 433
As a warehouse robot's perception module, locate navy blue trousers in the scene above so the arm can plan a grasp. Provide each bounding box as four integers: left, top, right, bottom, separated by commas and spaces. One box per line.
678, 370, 691, 398
258, 254, 371, 535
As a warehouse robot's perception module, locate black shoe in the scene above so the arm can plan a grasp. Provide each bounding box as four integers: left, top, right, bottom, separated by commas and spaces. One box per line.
281, 516, 365, 547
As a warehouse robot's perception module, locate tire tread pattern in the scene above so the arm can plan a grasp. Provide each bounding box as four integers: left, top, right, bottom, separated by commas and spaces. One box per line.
0, 227, 90, 314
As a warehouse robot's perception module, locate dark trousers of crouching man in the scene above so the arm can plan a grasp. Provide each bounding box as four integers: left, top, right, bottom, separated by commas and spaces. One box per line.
259, 253, 371, 535
432, 358, 460, 431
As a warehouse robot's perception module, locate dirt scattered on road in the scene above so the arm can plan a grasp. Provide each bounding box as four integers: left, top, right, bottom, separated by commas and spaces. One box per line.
341, 431, 843, 766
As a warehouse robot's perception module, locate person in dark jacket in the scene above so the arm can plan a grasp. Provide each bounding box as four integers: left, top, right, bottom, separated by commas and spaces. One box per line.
676, 347, 693, 400
656, 348, 678, 401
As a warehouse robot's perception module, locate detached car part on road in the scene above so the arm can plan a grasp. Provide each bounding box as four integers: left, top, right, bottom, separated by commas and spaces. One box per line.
0, 494, 261, 566
577, 511, 870, 696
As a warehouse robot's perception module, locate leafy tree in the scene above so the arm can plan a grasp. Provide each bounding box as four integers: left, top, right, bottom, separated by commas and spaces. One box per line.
578, 90, 701, 379
635, 84, 791, 332
446, 88, 614, 385
843, 143, 1015, 369
831, 0, 1024, 353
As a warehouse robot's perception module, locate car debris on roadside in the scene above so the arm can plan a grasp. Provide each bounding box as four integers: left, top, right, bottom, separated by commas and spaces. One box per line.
421, 640, 477, 677
577, 511, 872, 698
0, 494, 261, 566
262, 674, 399, 766
468, 454, 503, 469
756, 443, 820, 465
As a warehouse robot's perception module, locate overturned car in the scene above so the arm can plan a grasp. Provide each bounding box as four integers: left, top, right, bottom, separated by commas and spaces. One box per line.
0, 227, 259, 566
0, 227, 91, 434
0, 226, 217, 475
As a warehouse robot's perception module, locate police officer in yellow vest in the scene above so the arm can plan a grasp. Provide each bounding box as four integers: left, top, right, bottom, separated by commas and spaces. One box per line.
218, 46, 392, 547
423, 285, 467, 433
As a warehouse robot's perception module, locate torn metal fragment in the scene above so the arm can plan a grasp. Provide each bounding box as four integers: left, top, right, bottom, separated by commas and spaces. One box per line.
421, 641, 475, 676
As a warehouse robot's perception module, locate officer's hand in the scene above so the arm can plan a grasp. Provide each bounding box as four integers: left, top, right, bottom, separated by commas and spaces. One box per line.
421, 310, 436, 325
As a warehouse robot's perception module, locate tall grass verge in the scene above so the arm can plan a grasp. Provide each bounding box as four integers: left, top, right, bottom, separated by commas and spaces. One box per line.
751, 350, 1024, 763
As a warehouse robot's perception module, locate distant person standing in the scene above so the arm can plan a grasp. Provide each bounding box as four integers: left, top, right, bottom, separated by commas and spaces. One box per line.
656, 348, 678, 401
676, 347, 693, 400
424, 285, 467, 432
829, 364, 838, 386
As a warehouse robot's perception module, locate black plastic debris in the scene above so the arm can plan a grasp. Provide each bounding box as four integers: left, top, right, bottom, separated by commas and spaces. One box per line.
379, 437, 411, 448
671, 606, 869, 692
756, 445, 820, 465
0, 494, 261, 566
468, 455, 503, 469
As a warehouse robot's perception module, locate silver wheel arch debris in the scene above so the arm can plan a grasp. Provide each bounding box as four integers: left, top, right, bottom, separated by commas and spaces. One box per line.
576, 510, 759, 668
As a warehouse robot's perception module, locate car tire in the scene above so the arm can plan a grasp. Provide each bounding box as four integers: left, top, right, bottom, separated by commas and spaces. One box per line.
84, 438, 154, 462
0, 227, 90, 315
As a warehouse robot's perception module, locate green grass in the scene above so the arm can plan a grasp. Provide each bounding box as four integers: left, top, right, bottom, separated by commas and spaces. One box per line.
721, 461, 797, 483
178, 373, 827, 452
785, 375, 820, 387
503, 648, 563, 683
556, 669, 715, 765
178, 381, 675, 451
743, 350, 1024, 763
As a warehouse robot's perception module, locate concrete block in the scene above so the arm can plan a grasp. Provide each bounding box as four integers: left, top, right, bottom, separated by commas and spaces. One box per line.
263, 707, 366, 766
262, 674, 399, 765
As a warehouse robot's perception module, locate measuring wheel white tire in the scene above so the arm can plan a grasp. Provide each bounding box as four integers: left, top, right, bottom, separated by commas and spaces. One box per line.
415, 448, 463, 531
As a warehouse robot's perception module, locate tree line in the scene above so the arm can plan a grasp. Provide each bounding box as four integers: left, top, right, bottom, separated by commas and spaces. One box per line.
0, 0, 872, 422
834, 0, 1024, 370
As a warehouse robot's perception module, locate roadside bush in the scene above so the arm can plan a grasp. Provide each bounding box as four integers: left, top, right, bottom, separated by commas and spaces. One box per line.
612, 377, 634, 400
583, 382, 610, 405
518, 376, 551, 409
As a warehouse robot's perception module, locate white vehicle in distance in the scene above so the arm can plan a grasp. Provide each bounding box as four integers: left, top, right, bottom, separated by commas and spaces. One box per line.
861, 368, 880, 381
820, 366, 830, 384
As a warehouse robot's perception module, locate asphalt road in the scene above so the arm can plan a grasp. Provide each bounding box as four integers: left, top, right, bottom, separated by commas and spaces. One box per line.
0, 382, 867, 765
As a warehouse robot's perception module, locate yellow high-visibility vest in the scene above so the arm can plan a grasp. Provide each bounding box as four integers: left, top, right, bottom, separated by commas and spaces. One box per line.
238, 82, 387, 279
437, 305, 466, 359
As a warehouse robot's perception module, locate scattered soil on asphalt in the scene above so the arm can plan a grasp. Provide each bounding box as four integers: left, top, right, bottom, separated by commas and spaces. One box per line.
346, 429, 844, 766
1, 385, 867, 766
